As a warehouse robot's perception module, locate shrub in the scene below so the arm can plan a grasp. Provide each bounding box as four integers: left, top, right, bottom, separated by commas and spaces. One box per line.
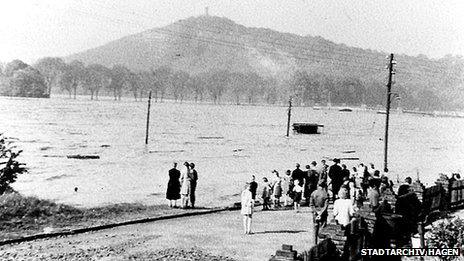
0, 134, 27, 195
427, 217, 464, 261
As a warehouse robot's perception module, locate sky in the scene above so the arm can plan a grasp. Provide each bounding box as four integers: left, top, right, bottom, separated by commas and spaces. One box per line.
0, 0, 463, 64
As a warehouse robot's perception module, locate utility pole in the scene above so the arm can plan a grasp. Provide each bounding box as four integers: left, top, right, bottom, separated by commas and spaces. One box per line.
286, 97, 292, 137
384, 53, 396, 172
145, 91, 152, 145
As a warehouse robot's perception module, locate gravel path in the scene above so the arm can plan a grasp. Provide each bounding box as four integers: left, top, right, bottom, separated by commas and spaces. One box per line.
0, 207, 315, 260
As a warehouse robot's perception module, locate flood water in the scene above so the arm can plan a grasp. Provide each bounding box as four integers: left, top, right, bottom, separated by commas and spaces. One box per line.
1, 96, 463, 207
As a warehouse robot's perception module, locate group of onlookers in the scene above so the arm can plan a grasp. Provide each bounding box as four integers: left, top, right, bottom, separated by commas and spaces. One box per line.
240, 158, 402, 235
166, 162, 199, 208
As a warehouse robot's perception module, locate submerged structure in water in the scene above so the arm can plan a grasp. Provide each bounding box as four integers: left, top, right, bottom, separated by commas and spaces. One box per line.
292, 123, 324, 134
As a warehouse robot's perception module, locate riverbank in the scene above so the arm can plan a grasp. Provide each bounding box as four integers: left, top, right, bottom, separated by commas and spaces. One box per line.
0, 192, 222, 242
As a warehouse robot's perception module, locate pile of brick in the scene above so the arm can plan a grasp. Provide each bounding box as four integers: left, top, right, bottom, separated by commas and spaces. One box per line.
318, 224, 347, 250
381, 189, 397, 211
269, 244, 298, 261
356, 205, 376, 234
435, 174, 450, 195
410, 180, 425, 202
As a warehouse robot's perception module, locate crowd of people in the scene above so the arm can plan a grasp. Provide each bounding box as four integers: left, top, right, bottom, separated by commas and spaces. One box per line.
166, 162, 199, 209
163, 158, 423, 244
240, 158, 411, 236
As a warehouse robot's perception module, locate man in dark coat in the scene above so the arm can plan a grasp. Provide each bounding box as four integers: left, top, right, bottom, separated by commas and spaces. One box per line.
328, 158, 343, 201
250, 175, 258, 200
292, 163, 305, 185
189, 163, 198, 208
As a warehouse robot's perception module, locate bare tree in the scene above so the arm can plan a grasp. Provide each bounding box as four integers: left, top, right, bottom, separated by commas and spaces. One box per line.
171, 70, 190, 102
82, 64, 111, 100
57, 60, 85, 99
34, 57, 66, 96
152, 66, 172, 102
108, 65, 130, 100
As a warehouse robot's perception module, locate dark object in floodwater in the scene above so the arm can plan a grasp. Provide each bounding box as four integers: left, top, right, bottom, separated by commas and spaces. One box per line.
67, 155, 100, 159
341, 150, 356, 154
149, 150, 185, 153
100, 144, 110, 148
74, 187, 78, 192
339, 108, 353, 112
292, 123, 324, 134
323, 156, 360, 161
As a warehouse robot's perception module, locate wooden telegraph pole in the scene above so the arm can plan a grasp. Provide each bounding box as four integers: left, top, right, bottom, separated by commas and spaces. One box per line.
145, 91, 152, 145
286, 97, 292, 137
384, 54, 396, 172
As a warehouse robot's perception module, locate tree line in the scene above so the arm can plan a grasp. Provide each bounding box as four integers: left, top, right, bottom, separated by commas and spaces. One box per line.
0, 56, 461, 111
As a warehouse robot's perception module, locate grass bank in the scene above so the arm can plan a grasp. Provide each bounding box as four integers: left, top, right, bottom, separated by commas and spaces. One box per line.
0, 192, 204, 241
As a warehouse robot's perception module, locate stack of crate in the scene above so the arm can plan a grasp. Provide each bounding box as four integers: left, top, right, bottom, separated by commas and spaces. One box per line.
269, 245, 298, 261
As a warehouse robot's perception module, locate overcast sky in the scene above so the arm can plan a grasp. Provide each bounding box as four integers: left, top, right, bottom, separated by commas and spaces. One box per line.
1, 0, 463, 64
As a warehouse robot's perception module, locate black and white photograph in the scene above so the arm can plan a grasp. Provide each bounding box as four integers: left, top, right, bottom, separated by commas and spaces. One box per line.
0, 0, 463, 260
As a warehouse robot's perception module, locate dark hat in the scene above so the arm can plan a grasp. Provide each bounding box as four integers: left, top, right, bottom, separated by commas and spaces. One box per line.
333, 158, 340, 163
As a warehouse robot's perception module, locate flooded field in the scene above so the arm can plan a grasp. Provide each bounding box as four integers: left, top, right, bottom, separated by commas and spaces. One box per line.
1, 96, 463, 207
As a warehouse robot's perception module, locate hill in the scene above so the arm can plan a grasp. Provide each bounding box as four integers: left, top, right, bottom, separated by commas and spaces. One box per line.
67, 15, 464, 110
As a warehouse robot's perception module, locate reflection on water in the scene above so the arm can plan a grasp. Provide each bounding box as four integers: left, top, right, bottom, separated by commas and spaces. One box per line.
1, 96, 463, 207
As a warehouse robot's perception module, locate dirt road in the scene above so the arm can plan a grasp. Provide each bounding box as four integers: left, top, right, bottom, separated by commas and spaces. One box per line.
0, 207, 316, 260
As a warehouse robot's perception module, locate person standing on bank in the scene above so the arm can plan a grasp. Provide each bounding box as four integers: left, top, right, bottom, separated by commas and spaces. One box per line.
241, 182, 254, 234
333, 189, 355, 229
271, 170, 282, 209
292, 180, 304, 211
261, 177, 272, 210
310, 181, 329, 244
250, 175, 258, 201
189, 162, 198, 208
282, 170, 292, 206
292, 163, 305, 186
328, 158, 343, 201
166, 162, 181, 208
318, 160, 329, 184
180, 162, 191, 208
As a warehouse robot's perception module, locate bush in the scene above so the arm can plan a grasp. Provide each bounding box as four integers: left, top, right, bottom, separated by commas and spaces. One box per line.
0, 192, 82, 221
0, 134, 27, 195
427, 217, 464, 261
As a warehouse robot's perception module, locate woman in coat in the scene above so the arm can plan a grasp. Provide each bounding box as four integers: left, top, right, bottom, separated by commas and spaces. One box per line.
261, 177, 272, 210
271, 170, 282, 209
241, 182, 254, 234
166, 162, 181, 207
180, 162, 191, 208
